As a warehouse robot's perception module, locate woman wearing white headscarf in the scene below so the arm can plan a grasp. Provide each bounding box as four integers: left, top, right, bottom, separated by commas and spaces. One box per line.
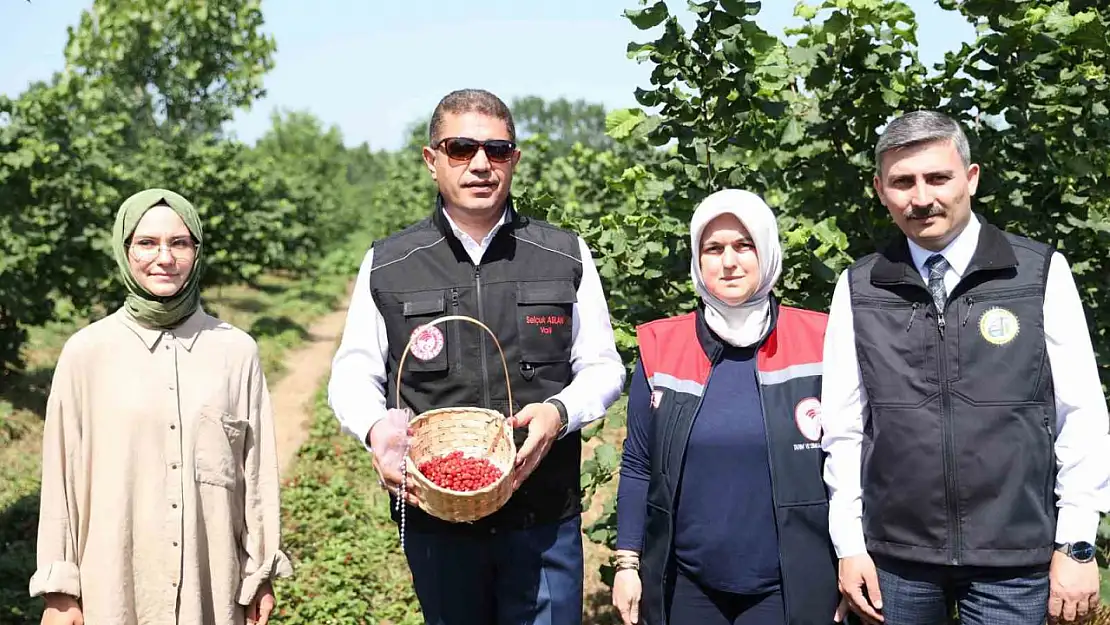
611, 190, 847, 625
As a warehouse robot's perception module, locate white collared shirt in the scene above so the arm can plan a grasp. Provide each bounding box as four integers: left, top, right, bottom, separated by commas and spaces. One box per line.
905, 209, 982, 293
821, 216, 1110, 557
327, 206, 626, 451
441, 207, 511, 265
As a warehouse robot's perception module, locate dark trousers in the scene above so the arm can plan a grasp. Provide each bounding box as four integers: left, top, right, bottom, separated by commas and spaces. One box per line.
666, 569, 785, 625
402, 514, 584, 625
874, 555, 1050, 625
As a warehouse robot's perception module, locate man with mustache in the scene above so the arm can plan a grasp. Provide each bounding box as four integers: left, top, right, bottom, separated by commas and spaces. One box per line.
328, 88, 625, 625
820, 110, 1109, 624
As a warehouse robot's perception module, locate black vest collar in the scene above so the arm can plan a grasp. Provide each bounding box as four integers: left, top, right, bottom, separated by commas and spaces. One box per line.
431, 194, 526, 240
871, 214, 1019, 288
430, 194, 528, 266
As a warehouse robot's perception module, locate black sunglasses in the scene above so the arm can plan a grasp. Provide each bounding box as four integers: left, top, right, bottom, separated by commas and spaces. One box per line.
434, 137, 517, 163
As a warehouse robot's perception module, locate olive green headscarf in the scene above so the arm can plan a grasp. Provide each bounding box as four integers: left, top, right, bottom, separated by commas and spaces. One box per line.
111, 188, 206, 328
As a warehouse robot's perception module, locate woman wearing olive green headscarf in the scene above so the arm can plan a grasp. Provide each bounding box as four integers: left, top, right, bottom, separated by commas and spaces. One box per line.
32, 188, 293, 625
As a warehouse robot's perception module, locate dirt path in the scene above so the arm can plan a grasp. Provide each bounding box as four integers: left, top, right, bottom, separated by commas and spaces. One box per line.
271, 293, 351, 476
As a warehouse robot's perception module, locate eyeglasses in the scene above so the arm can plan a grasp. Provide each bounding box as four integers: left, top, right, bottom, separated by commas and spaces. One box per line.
128, 237, 197, 262
434, 137, 517, 163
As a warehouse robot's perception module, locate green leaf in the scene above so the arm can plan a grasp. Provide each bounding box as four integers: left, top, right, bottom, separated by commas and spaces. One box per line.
594, 443, 619, 472
687, 0, 715, 17
626, 41, 655, 58
605, 108, 646, 140
720, 0, 760, 18
630, 114, 664, 140
743, 21, 779, 54
722, 38, 746, 65
824, 11, 850, 36
781, 117, 805, 145
624, 1, 669, 30
1066, 214, 1110, 234
694, 139, 709, 164
794, 1, 818, 20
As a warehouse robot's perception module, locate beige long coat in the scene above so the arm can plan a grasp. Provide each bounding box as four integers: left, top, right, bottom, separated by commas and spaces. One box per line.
30, 308, 293, 625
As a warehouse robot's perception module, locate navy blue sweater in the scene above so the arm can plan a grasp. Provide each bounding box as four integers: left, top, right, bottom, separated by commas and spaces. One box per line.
616, 349, 781, 594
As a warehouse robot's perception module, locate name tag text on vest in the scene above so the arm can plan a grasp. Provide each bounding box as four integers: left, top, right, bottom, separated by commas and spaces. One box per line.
525, 315, 567, 335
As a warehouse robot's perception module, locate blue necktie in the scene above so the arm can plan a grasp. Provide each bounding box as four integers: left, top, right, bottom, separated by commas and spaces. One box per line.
924, 254, 949, 313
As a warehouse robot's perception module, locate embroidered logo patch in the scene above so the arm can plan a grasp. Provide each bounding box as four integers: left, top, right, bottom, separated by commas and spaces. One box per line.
794, 397, 822, 442
409, 324, 445, 361
650, 390, 663, 410
978, 307, 1019, 346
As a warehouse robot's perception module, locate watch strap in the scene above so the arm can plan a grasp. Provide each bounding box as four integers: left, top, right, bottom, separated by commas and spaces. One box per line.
1055, 541, 1096, 563
546, 398, 569, 438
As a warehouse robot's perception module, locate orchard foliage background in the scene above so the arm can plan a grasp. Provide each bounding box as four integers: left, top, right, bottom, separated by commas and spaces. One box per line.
1, 0, 1108, 621
0, 0, 389, 375
513, 0, 1110, 594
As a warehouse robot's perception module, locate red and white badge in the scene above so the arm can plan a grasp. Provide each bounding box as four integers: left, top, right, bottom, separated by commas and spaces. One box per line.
794, 397, 822, 442
409, 324, 444, 361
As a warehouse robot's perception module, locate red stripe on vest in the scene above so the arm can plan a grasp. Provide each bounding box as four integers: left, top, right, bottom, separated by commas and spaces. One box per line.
757, 306, 828, 373
637, 307, 828, 385
636, 312, 711, 386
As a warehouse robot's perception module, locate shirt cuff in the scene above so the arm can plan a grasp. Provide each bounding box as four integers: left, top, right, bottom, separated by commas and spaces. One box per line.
1055, 506, 1100, 544
546, 392, 584, 438
830, 517, 868, 559
28, 561, 81, 598
237, 550, 294, 606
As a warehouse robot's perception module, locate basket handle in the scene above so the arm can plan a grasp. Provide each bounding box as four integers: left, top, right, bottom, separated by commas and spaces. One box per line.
395, 314, 515, 424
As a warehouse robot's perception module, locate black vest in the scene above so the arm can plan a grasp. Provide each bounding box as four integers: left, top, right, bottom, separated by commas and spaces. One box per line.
849, 215, 1056, 567
370, 199, 584, 532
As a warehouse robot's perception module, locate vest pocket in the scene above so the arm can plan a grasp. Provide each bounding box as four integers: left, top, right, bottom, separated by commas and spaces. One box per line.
952, 290, 1045, 402
1043, 416, 1056, 518
392, 295, 450, 373
853, 300, 932, 404
516, 280, 576, 365
954, 402, 1055, 551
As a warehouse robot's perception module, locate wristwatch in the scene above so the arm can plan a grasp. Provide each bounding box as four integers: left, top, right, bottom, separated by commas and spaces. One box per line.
545, 398, 569, 439
1054, 541, 1096, 563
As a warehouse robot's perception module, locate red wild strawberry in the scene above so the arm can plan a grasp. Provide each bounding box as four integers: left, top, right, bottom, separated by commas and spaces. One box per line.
418, 452, 504, 492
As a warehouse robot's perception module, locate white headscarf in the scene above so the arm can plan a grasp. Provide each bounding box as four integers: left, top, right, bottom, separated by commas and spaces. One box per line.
689, 189, 783, 348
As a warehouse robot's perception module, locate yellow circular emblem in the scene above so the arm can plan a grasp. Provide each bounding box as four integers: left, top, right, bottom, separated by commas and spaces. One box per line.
978, 307, 1020, 346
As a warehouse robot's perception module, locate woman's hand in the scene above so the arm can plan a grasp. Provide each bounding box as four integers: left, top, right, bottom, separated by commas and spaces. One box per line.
612, 568, 643, 625
247, 580, 275, 625
40, 594, 83, 625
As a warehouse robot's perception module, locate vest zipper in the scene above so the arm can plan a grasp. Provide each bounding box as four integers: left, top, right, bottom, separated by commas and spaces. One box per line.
659, 353, 720, 595
475, 266, 491, 411
906, 303, 919, 331
965, 285, 1042, 300
961, 296, 975, 327
1044, 417, 1055, 515
753, 367, 789, 617
451, 288, 461, 371
936, 296, 959, 565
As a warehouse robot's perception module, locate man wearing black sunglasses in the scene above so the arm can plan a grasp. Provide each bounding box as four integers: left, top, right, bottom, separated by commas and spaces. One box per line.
329, 88, 626, 625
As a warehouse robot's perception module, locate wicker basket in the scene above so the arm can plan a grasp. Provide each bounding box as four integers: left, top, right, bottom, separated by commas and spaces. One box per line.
1088, 604, 1110, 624
395, 315, 517, 523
